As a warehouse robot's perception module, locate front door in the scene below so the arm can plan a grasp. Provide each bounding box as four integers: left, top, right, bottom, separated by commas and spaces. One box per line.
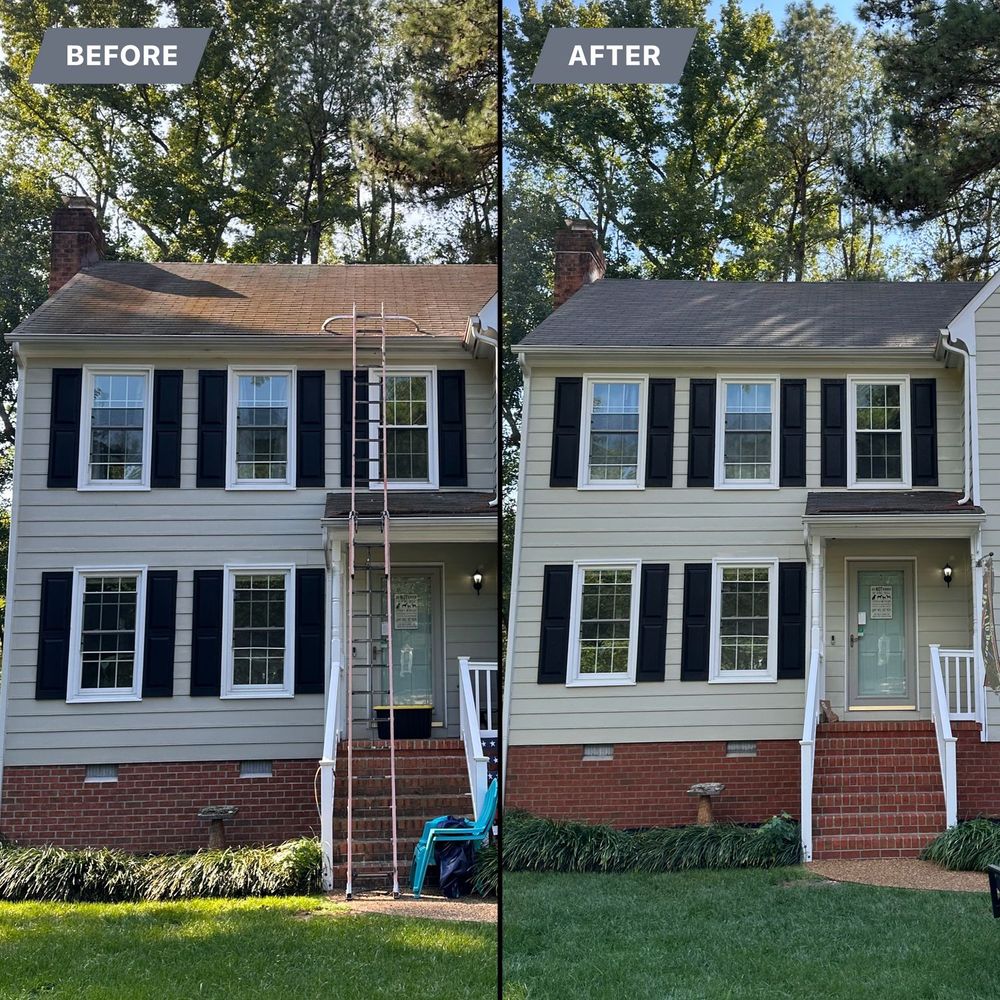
847, 561, 917, 710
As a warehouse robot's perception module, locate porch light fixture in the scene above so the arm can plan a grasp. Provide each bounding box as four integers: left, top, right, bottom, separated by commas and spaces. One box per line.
472, 570, 484, 595
943, 563, 953, 588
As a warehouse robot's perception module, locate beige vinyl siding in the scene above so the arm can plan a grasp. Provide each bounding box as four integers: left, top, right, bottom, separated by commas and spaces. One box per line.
509, 359, 966, 748
4, 349, 496, 766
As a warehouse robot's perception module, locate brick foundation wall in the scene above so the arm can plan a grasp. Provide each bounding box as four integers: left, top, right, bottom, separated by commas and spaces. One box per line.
955, 722, 1000, 819
0, 760, 319, 853
506, 741, 801, 828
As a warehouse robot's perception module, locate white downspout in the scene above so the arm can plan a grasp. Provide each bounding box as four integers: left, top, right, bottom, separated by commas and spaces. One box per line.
319, 531, 344, 891
941, 335, 972, 504
469, 322, 500, 506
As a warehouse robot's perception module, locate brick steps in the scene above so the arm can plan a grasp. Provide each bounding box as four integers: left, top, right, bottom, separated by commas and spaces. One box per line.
811, 721, 946, 860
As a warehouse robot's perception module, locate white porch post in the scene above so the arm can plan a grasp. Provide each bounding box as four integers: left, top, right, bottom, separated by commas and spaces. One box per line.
320, 541, 345, 892
973, 530, 989, 742
800, 531, 824, 863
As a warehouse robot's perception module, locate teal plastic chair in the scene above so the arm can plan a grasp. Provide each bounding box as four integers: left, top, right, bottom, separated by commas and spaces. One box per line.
411, 778, 498, 898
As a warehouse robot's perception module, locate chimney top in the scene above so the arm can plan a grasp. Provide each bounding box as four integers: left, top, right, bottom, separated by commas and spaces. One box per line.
49, 195, 105, 296
553, 218, 605, 309
565, 217, 597, 232
63, 194, 98, 211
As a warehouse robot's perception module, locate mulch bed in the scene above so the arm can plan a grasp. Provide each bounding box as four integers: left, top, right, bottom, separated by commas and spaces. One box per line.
807, 859, 988, 893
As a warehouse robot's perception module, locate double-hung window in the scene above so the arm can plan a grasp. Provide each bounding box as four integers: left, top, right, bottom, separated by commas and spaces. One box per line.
709, 559, 778, 682
221, 566, 294, 698
372, 370, 438, 488
67, 568, 146, 702
580, 377, 646, 488
567, 560, 640, 686
715, 378, 778, 488
849, 377, 910, 487
228, 369, 295, 488
79, 367, 153, 489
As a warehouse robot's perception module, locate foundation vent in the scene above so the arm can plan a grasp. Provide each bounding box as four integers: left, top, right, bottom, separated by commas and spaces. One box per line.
84, 764, 119, 783
240, 760, 273, 779
725, 741, 758, 758
582, 744, 614, 761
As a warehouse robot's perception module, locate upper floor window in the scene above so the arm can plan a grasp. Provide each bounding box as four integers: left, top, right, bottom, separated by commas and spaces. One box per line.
580, 376, 647, 489
848, 377, 910, 488
222, 566, 294, 698
709, 559, 777, 683
79, 367, 152, 490
228, 369, 295, 489
567, 560, 640, 685
715, 378, 778, 488
68, 568, 146, 702
367, 369, 439, 489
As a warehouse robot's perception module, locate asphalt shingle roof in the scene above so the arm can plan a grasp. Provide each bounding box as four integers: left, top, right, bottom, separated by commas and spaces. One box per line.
520, 279, 985, 350
324, 492, 496, 519
10, 262, 496, 340
805, 491, 983, 516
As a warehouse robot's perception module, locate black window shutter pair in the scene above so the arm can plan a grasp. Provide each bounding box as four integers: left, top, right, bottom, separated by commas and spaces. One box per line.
339, 370, 466, 487
550, 378, 676, 487
537, 563, 670, 683
689, 379, 806, 487
679, 562, 806, 680
199, 370, 325, 488
48, 369, 183, 488
36, 570, 178, 699
191, 568, 325, 696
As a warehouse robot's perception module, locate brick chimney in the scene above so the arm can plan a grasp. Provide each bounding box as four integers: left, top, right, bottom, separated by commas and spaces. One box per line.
50, 195, 105, 295
554, 218, 606, 308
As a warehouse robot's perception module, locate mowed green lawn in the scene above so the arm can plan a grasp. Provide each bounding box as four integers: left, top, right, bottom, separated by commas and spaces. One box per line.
503, 869, 1000, 1000
0, 896, 496, 1000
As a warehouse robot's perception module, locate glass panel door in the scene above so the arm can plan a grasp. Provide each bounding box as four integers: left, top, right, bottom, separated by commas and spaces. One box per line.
388, 573, 435, 708
856, 568, 908, 700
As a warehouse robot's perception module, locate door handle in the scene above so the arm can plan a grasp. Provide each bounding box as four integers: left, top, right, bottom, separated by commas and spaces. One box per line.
849, 634, 856, 648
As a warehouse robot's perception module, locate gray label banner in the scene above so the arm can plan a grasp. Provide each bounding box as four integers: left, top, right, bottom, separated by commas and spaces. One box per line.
30, 28, 211, 84
531, 28, 696, 85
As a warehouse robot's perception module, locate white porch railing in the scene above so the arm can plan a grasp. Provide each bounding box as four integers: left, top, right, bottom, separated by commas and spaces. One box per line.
937, 647, 978, 722
459, 657, 496, 820
929, 644, 958, 828
799, 647, 824, 863
319, 656, 344, 891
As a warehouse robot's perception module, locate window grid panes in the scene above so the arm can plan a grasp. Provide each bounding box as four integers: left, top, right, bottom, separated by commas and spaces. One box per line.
723, 382, 773, 481
578, 567, 633, 675
79, 575, 138, 690
719, 566, 770, 672
231, 573, 287, 687
588, 382, 640, 482
855, 382, 902, 481
89, 374, 146, 482
236, 374, 289, 480
383, 375, 430, 482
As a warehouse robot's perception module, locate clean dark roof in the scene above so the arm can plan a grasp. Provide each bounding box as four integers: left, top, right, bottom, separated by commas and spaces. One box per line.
520, 279, 985, 350
10, 262, 496, 340
324, 492, 497, 519
805, 491, 983, 516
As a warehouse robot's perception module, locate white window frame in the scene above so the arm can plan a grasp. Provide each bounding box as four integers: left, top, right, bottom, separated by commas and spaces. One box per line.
369, 367, 439, 490
847, 375, 911, 490
578, 375, 648, 490
708, 557, 778, 684
221, 564, 295, 699
714, 376, 780, 490
77, 365, 154, 491
566, 558, 641, 687
226, 367, 297, 490
67, 566, 147, 703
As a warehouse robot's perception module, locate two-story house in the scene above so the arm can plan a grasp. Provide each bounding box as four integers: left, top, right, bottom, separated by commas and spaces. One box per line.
0, 196, 499, 892
504, 219, 1000, 861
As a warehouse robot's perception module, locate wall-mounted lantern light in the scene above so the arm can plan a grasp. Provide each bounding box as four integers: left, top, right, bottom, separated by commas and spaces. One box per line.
472, 570, 484, 595
943, 563, 953, 588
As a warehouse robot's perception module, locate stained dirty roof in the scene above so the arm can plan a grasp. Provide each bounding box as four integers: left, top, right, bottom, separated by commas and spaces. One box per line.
520, 279, 985, 351
9, 262, 497, 340
805, 491, 983, 516
324, 491, 497, 519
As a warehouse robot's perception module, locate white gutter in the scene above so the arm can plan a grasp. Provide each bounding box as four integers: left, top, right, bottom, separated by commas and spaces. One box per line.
941, 332, 973, 504
468, 320, 500, 507
501, 364, 531, 802
0, 347, 26, 813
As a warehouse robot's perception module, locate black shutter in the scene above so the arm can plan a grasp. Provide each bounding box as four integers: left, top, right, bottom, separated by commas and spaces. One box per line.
438, 370, 468, 487
151, 371, 183, 488
297, 371, 325, 487
911, 378, 938, 486
340, 370, 369, 487
295, 568, 326, 694
47, 368, 82, 488
142, 570, 178, 697
820, 379, 847, 486
777, 562, 807, 680
196, 371, 226, 488
36, 572, 73, 699
549, 378, 582, 487
190, 570, 224, 696
680, 563, 712, 681
538, 565, 573, 684
636, 564, 669, 682
646, 379, 675, 487
780, 379, 806, 487
687, 379, 716, 487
